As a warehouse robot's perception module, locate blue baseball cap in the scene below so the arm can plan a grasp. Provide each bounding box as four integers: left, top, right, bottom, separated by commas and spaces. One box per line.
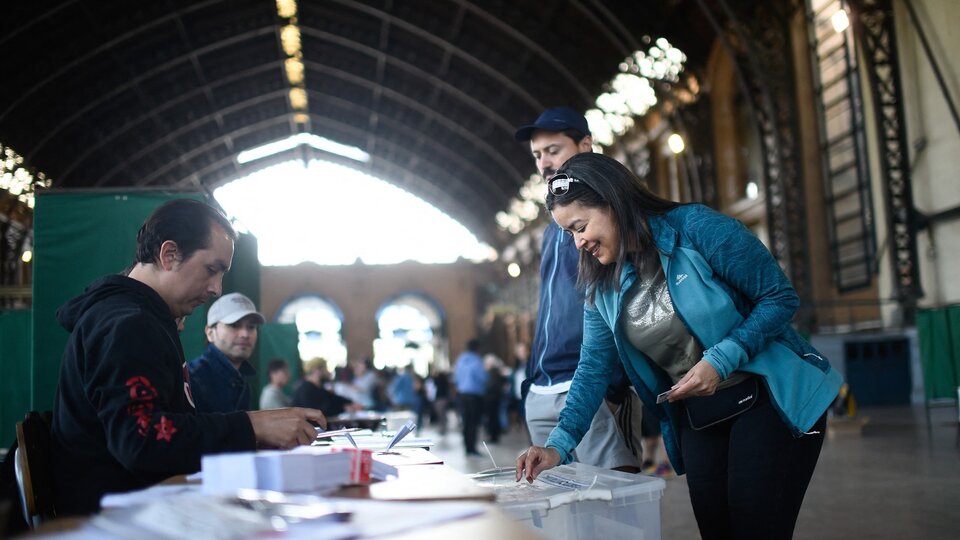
514, 106, 591, 141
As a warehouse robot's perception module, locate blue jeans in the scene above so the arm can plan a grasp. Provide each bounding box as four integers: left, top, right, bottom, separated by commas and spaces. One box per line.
679, 383, 826, 540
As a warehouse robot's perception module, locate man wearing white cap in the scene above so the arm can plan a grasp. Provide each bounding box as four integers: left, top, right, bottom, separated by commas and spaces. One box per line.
188, 292, 266, 413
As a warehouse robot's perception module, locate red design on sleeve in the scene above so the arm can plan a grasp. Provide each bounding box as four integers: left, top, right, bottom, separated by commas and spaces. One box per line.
154, 416, 178, 442
126, 376, 159, 401
127, 402, 155, 436
125, 376, 159, 437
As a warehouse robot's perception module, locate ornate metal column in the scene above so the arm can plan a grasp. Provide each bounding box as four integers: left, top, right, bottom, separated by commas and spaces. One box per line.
849, 0, 922, 323
697, 0, 814, 330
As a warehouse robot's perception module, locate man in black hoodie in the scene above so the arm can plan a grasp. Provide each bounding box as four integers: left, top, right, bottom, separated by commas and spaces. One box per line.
51, 199, 327, 516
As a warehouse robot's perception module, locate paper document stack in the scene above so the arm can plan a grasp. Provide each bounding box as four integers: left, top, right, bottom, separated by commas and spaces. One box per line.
202, 447, 379, 495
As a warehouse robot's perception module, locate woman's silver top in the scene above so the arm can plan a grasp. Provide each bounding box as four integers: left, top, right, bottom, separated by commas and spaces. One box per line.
621, 258, 702, 384
621, 257, 749, 389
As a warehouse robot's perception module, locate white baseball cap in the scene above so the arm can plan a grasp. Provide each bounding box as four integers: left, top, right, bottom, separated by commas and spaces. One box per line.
206, 292, 265, 326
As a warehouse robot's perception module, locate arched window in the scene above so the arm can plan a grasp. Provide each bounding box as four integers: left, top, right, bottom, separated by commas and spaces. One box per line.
275, 294, 347, 369
374, 292, 446, 378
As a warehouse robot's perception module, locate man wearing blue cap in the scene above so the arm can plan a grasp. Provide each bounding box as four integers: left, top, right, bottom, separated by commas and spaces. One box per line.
515, 107, 640, 473
188, 292, 265, 413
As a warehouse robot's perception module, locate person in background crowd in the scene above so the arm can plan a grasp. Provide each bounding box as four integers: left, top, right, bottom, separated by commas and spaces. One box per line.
516, 153, 842, 540
426, 367, 452, 435
508, 342, 530, 432
483, 354, 506, 444
387, 363, 418, 411
188, 292, 264, 413
292, 357, 363, 418
453, 338, 487, 457
259, 358, 292, 410
348, 356, 379, 409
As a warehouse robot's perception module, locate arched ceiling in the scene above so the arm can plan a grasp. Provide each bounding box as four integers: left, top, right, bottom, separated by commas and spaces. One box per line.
0, 0, 714, 247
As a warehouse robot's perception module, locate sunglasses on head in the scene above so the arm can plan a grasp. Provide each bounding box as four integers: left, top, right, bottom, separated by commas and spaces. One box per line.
548, 173, 584, 196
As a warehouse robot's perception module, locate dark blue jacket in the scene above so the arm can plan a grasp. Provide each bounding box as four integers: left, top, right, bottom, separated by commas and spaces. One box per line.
188, 344, 256, 413
527, 222, 627, 402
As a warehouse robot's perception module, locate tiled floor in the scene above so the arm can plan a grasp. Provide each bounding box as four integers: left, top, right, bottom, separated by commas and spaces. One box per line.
422, 404, 960, 539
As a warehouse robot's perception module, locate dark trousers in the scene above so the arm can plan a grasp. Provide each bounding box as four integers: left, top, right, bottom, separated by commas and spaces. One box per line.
460, 393, 483, 454
483, 396, 502, 443
679, 384, 826, 540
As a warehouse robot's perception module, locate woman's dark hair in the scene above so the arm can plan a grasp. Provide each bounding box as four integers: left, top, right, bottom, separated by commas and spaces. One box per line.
135, 198, 237, 265
545, 153, 681, 303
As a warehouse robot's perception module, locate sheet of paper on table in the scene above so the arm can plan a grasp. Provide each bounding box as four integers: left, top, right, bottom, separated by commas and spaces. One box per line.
87, 488, 486, 539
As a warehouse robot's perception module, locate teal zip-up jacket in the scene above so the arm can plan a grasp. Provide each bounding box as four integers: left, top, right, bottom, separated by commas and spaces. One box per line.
545, 204, 843, 474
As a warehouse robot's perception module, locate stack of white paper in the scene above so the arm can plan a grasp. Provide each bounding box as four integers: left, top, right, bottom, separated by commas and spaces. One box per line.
201, 447, 376, 495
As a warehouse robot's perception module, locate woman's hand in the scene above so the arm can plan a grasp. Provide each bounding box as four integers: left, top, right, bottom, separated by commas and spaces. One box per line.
667, 359, 721, 402
515, 446, 561, 483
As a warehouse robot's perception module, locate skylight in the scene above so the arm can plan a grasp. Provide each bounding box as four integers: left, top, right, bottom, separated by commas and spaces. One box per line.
236, 133, 370, 164
213, 160, 494, 266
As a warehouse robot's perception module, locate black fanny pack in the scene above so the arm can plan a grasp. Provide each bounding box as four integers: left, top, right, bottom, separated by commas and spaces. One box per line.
683, 376, 760, 430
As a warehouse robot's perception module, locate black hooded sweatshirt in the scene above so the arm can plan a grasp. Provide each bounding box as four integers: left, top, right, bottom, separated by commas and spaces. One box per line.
51, 275, 256, 515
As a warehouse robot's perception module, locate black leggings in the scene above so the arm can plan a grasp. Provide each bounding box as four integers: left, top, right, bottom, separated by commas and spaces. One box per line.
679, 383, 826, 540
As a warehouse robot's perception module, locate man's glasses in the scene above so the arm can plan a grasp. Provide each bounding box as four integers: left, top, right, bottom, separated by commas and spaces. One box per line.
548, 174, 584, 196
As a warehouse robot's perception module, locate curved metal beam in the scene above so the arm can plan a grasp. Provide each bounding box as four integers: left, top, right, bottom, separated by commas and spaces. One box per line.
81, 73, 512, 203
86, 82, 501, 203
0, 0, 79, 47
302, 59, 521, 200
327, 0, 543, 111
129, 106, 504, 223
299, 26, 517, 134
58, 61, 281, 180
576, 0, 639, 54
41, 22, 527, 197
300, 27, 524, 195
30, 28, 278, 159
0, 0, 230, 125
94, 89, 288, 187
450, 0, 594, 102
304, 92, 497, 194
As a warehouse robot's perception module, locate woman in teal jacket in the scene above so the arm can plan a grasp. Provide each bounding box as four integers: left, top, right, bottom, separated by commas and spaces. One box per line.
516, 153, 842, 540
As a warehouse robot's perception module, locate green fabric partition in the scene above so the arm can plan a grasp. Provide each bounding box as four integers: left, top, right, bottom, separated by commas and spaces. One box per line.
917, 306, 960, 400
256, 322, 301, 409
0, 310, 32, 443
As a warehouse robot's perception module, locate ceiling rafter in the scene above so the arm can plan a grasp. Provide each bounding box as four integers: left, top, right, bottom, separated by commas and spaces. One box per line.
451, 0, 594, 102
327, 0, 544, 111
302, 57, 520, 201
57, 61, 281, 181
0, 1, 710, 251
99, 90, 288, 187
27, 25, 278, 159
0, 0, 230, 128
